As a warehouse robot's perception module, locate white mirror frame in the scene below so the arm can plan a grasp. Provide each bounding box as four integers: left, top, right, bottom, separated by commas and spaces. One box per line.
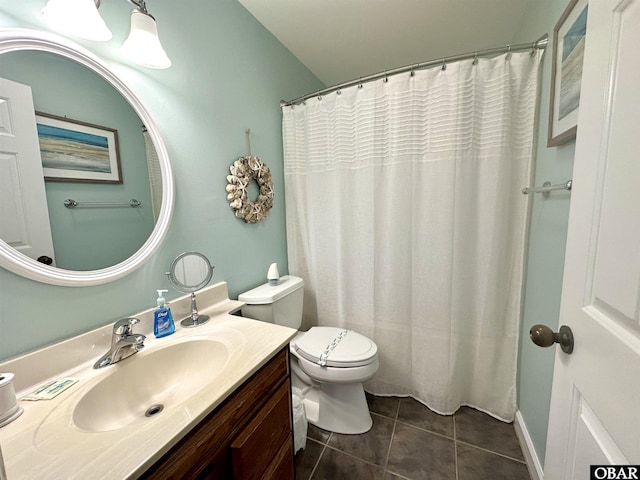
0, 28, 174, 286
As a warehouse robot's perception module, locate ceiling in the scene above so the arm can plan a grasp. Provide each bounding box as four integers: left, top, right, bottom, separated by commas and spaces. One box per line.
238, 0, 534, 87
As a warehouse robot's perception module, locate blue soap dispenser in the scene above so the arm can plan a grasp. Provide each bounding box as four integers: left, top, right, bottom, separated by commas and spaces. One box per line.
154, 289, 175, 338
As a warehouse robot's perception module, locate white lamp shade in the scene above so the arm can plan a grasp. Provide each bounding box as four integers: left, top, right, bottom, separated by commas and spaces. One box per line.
121, 11, 171, 69
42, 0, 112, 41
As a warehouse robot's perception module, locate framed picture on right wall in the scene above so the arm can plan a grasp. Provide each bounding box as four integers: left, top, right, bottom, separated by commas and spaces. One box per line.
548, 0, 588, 147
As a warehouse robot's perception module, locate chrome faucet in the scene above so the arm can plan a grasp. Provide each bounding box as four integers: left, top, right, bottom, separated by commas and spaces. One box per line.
94, 317, 146, 369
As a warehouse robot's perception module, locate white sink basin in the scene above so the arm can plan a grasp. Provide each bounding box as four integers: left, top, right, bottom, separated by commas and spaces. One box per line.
73, 339, 229, 432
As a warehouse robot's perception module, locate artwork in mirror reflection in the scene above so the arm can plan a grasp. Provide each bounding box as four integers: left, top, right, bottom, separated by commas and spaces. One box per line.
0, 50, 159, 271
36, 112, 123, 183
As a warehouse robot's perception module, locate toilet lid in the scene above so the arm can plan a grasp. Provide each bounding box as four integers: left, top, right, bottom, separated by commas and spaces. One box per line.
293, 326, 378, 367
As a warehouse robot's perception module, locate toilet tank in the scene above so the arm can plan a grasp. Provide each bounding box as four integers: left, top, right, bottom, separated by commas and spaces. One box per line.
238, 275, 304, 329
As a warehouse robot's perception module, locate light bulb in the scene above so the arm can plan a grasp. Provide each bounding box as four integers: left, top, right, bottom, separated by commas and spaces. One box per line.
121, 10, 171, 69
42, 0, 112, 41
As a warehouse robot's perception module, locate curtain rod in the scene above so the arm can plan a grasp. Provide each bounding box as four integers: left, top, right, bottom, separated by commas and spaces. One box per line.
281, 34, 548, 107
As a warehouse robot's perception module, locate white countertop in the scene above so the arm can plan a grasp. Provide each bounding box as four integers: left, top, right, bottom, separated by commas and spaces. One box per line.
0, 282, 296, 479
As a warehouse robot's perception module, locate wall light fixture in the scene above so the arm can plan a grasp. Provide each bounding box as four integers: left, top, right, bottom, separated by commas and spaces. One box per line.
42, 0, 171, 69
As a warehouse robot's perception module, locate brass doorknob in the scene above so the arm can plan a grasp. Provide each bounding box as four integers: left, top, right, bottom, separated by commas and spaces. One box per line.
529, 324, 574, 354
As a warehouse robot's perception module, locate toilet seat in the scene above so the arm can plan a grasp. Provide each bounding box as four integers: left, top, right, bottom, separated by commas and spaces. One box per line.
292, 353, 380, 384
292, 326, 378, 368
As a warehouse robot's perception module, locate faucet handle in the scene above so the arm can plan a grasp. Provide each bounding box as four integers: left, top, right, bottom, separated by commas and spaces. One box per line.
113, 317, 140, 335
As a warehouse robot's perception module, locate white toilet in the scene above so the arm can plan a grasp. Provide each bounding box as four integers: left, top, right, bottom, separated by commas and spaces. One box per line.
239, 275, 379, 434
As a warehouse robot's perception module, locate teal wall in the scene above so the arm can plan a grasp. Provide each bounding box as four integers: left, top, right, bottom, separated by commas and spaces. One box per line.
513, 0, 576, 466
1, 50, 154, 270
0, 1, 323, 360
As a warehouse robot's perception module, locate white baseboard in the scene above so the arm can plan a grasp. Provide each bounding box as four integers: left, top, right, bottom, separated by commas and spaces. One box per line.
514, 410, 544, 480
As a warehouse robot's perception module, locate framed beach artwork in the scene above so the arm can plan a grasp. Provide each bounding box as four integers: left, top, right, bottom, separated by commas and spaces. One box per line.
548, 0, 588, 146
36, 112, 122, 183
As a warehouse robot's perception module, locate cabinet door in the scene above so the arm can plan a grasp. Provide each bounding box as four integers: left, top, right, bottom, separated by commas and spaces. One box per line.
262, 437, 295, 480
230, 381, 293, 480
190, 445, 232, 480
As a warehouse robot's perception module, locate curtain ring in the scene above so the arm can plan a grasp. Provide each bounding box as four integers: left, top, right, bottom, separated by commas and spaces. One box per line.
530, 41, 537, 57
410, 65, 416, 77
358, 78, 363, 89
505, 44, 512, 61
383, 70, 388, 83
472, 50, 478, 66
441, 58, 447, 71
317, 90, 322, 100
336, 88, 341, 95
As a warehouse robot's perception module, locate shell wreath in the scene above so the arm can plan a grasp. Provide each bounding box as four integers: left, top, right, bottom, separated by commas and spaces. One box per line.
226, 156, 274, 224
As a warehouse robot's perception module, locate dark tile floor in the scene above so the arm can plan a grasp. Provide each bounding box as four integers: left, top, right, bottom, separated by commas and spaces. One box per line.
294, 394, 531, 480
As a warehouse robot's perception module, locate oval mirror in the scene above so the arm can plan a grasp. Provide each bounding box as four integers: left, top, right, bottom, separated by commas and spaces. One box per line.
0, 29, 174, 286
166, 252, 214, 328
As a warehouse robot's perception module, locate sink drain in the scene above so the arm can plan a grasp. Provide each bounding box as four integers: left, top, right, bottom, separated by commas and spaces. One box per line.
145, 404, 164, 417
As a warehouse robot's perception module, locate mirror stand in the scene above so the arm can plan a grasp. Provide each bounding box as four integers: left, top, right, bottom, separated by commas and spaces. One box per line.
183, 292, 209, 328
166, 252, 214, 328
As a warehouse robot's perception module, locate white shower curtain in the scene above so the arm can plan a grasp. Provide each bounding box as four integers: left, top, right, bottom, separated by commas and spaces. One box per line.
282, 51, 541, 421
144, 129, 162, 223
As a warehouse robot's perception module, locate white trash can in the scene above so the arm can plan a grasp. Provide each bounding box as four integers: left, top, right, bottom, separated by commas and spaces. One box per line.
291, 387, 308, 453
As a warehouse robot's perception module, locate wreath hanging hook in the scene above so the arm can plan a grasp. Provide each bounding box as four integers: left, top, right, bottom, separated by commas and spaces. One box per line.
245, 128, 252, 156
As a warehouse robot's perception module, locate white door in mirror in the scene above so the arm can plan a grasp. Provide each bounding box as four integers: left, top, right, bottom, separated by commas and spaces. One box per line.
0, 77, 55, 265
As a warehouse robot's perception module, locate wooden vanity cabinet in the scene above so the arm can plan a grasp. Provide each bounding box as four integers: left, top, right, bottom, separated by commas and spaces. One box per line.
141, 347, 294, 480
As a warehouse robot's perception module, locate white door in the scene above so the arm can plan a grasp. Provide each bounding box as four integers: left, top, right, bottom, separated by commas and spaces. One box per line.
543, 0, 640, 478
0, 77, 56, 264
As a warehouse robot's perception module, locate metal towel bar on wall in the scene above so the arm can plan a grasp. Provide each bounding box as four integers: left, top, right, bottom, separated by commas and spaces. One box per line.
64, 198, 142, 209
522, 179, 572, 199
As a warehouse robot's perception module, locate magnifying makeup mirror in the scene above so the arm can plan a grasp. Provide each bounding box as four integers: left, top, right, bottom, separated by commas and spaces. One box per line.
166, 251, 214, 327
